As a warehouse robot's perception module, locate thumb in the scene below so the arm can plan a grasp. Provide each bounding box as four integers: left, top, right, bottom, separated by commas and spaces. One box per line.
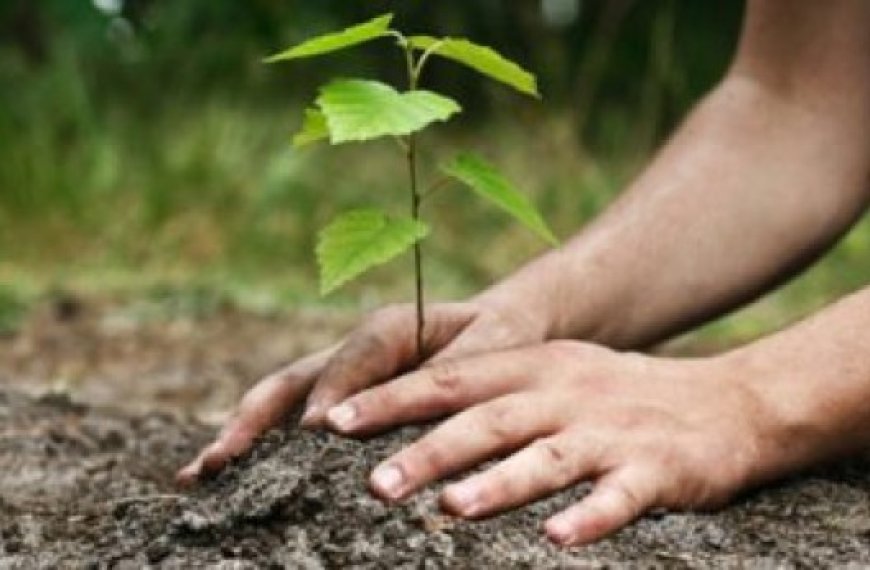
302, 303, 477, 426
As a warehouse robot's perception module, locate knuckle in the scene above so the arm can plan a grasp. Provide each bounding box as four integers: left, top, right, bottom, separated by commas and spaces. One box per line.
538, 439, 566, 464
605, 477, 645, 517
359, 386, 396, 417
409, 438, 452, 475
532, 438, 575, 484
479, 400, 518, 443
427, 360, 465, 397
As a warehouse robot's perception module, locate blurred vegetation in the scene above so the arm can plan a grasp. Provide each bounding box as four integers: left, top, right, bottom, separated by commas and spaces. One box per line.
0, 0, 867, 347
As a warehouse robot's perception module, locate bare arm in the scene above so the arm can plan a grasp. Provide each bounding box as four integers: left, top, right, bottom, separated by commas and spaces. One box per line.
482, 0, 870, 348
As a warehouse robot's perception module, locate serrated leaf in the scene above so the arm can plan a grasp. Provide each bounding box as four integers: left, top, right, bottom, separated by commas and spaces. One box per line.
442, 153, 557, 245
265, 14, 394, 62
409, 36, 539, 98
317, 209, 430, 295
292, 108, 330, 148
316, 79, 461, 143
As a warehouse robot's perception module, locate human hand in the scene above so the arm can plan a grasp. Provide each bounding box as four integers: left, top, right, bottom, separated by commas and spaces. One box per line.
323, 341, 781, 546
177, 296, 549, 485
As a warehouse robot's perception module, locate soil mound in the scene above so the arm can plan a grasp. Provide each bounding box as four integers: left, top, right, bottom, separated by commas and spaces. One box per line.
3, 389, 870, 568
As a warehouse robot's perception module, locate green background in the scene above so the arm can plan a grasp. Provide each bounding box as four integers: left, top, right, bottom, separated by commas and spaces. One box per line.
1, 0, 867, 346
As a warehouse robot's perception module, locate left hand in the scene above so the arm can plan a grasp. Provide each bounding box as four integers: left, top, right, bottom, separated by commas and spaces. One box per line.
324, 341, 779, 546
176, 296, 545, 485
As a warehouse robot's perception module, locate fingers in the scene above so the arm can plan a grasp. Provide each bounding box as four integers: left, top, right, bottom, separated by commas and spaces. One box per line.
368, 393, 561, 503
302, 304, 476, 426
176, 346, 335, 485
325, 347, 539, 435
440, 431, 604, 519
544, 466, 658, 546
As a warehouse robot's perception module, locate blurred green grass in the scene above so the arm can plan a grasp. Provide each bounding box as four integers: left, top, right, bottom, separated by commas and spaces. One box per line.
1, 72, 867, 348
0, 1, 867, 349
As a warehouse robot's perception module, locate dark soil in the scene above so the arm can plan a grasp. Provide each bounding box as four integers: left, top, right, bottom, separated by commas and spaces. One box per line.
4, 391, 870, 568
3, 295, 870, 567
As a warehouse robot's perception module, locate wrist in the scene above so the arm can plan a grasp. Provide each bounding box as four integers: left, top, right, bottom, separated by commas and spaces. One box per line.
470, 281, 551, 344
472, 248, 574, 342
476, 246, 636, 345
714, 342, 851, 484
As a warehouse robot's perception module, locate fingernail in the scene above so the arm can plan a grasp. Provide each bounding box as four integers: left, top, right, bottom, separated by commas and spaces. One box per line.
300, 402, 322, 426
327, 402, 358, 431
545, 517, 575, 545
444, 482, 483, 516
176, 462, 200, 486
370, 464, 406, 499
176, 467, 195, 485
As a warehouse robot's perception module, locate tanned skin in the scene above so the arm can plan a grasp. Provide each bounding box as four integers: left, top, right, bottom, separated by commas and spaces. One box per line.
179, 0, 870, 546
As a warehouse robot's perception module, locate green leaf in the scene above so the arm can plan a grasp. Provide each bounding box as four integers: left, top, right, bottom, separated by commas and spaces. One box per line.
265, 14, 394, 62
316, 79, 461, 143
409, 36, 539, 98
317, 209, 430, 295
292, 108, 330, 148
442, 153, 557, 245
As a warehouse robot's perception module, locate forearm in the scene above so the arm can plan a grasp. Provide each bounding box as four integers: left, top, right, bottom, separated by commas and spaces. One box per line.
480, 1, 870, 348
724, 285, 870, 478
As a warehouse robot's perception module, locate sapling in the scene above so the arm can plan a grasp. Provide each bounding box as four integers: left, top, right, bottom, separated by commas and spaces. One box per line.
266, 13, 558, 361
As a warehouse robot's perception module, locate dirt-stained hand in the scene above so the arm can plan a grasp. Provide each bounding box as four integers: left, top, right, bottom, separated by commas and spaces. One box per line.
177, 298, 547, 485
323, 341, 778, 546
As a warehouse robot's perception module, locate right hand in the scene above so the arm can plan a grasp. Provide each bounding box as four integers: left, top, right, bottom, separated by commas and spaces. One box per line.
176, 296, 548, 485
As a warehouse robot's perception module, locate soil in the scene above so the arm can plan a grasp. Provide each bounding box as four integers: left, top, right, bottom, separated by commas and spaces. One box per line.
3, 295, 870, 568
0, 291, 352, 421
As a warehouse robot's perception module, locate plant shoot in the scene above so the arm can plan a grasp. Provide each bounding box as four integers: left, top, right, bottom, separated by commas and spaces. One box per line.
266, 13, 558, 361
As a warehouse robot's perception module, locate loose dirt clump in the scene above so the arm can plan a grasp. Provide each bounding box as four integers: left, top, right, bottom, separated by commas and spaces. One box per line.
4, 389, 870, 568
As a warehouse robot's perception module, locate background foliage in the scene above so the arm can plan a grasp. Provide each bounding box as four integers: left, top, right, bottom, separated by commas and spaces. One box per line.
1, 0, 867, 346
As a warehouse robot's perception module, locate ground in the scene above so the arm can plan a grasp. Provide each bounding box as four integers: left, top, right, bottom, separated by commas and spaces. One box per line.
2, 295, 870, 568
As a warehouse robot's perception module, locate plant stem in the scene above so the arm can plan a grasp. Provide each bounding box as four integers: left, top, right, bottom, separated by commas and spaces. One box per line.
404, 43, 426, 363
409, 134, 425, 363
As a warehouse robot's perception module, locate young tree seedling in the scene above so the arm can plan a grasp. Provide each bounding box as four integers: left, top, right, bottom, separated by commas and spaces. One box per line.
266, 13, 558, 361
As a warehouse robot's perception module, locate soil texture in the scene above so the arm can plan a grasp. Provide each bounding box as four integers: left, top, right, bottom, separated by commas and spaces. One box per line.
3, 295, 870, 567
3, 390, 870, 568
